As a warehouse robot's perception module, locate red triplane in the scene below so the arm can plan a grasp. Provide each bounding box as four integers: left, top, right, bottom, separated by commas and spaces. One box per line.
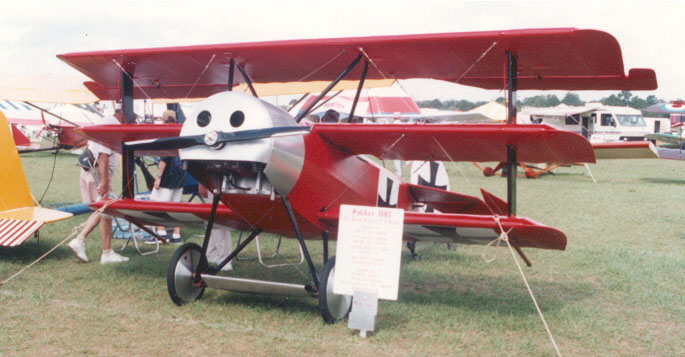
59, 28, 656, 322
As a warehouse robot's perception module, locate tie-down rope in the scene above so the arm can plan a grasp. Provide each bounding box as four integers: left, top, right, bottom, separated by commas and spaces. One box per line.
483, 215, 562, 357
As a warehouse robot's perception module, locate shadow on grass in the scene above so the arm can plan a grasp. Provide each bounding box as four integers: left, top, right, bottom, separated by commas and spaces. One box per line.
44, 239, 594, 321
640, 177, 685, 185
210, 290, 320, 316
0, 240, 73, 263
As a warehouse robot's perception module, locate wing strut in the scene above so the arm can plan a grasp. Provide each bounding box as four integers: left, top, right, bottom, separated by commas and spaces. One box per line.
227, 58, 235, 91
295, 54, 363, 122
121, 142, 135, 199
348, 60, 369, 121
506, 51, 517, 216
120, 71, 135, 124
236, 63, 258, 97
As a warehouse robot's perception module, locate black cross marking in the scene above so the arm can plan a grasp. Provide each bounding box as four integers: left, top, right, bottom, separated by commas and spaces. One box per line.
377, 177, 397, 207
417, 161, 446, 213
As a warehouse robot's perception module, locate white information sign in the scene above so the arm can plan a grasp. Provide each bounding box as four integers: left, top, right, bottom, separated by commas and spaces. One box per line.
333, 204, 404, 300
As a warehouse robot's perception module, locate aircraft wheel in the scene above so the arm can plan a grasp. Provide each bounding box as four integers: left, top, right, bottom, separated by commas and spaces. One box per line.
318, 256, 352, 323
167, 242, 205, 306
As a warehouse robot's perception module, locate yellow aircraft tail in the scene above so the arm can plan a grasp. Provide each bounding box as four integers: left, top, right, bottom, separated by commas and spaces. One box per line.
0, 111, 72, 246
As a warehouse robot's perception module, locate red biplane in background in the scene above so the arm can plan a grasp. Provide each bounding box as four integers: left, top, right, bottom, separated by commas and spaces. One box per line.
59, 28, 656, 322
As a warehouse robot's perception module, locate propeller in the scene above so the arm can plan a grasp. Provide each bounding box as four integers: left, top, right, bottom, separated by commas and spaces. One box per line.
125, 126, 310, 151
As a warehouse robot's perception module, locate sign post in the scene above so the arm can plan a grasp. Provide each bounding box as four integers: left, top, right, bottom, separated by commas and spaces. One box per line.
334, 204, 404, 337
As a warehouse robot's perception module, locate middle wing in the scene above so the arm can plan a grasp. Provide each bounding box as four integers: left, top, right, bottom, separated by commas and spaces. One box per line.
76, 123, 183, 156
312, 123, 595, 163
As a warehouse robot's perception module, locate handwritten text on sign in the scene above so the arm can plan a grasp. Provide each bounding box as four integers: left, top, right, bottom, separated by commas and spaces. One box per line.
333, 205, 404, 300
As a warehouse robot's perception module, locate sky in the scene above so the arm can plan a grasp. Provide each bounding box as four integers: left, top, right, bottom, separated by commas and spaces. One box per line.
0, 0, 682, 103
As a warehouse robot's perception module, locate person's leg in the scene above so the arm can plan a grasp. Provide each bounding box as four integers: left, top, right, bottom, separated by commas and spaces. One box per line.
207, 229, 233, 271
149, 188, 169, 240
68, 169, 100, 263
99, 215, 129, 264
67, 201, 101, 262
168, 188, 183, 244
100, 215, 112, 252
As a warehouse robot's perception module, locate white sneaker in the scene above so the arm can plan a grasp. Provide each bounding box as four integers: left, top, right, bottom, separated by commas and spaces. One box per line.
67, 238, 89, 263
100, 251, 130, 264
220, 262, 233, 272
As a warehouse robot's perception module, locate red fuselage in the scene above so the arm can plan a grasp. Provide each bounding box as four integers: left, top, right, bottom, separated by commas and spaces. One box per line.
218, 132, 407, 239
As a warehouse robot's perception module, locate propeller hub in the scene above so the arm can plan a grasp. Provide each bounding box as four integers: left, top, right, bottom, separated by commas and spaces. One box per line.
204, 130, 220, 147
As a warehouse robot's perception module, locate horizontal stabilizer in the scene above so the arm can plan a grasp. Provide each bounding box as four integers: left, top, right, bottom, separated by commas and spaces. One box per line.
313, 123, 596, 164
480, 189, 508, 216
406, 183, 491, 215
0, 218, 44, 247
0, 207, 72, 223
0, 207, 73, 246
592, 141, 658, 159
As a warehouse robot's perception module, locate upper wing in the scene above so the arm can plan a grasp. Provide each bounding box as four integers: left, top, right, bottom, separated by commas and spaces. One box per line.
58, 28, 656, 100
313, 123, 596, 163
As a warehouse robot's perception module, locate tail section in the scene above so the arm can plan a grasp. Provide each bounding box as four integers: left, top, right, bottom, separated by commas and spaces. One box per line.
0, 112, 72, 247
0, 111, 34, 212
10, 123, 31, 147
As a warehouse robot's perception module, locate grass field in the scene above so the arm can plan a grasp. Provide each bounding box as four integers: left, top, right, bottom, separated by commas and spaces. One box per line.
1, 152, 683, 356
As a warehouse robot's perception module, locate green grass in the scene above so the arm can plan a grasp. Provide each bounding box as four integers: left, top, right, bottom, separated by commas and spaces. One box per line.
1, 152, 683, 356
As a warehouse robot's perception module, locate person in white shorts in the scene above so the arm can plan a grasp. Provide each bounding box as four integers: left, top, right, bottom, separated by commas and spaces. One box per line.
67, 110, 129, 264
147, 110, 186, 244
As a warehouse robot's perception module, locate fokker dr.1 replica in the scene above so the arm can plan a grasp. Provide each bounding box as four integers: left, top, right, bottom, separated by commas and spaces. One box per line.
58, 28, 656, 322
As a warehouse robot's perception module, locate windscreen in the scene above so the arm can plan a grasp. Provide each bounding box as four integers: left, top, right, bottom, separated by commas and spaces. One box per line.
616, 115, 646, 127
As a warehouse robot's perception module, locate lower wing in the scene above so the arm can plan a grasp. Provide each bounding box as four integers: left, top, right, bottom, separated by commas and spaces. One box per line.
89, 199, 251, 231
319, 188, 566, 251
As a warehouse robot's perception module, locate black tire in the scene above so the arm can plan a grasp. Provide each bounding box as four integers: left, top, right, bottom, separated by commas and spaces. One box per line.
167, 242, 205, 306
318, 256, 353, 323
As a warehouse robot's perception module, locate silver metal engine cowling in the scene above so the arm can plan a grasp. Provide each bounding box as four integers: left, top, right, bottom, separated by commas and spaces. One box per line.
179, 91, 305, 196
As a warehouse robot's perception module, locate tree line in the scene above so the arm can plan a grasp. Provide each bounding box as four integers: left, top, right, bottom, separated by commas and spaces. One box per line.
417, 91, 669, 116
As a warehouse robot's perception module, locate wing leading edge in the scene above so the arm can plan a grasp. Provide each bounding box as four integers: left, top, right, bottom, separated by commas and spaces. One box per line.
89, 199, 251, 231
313, 123, 596, 164
58, 28, 656, 100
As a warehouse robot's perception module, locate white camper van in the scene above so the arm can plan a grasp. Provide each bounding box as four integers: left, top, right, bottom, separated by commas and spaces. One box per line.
520, 103, 650, 143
